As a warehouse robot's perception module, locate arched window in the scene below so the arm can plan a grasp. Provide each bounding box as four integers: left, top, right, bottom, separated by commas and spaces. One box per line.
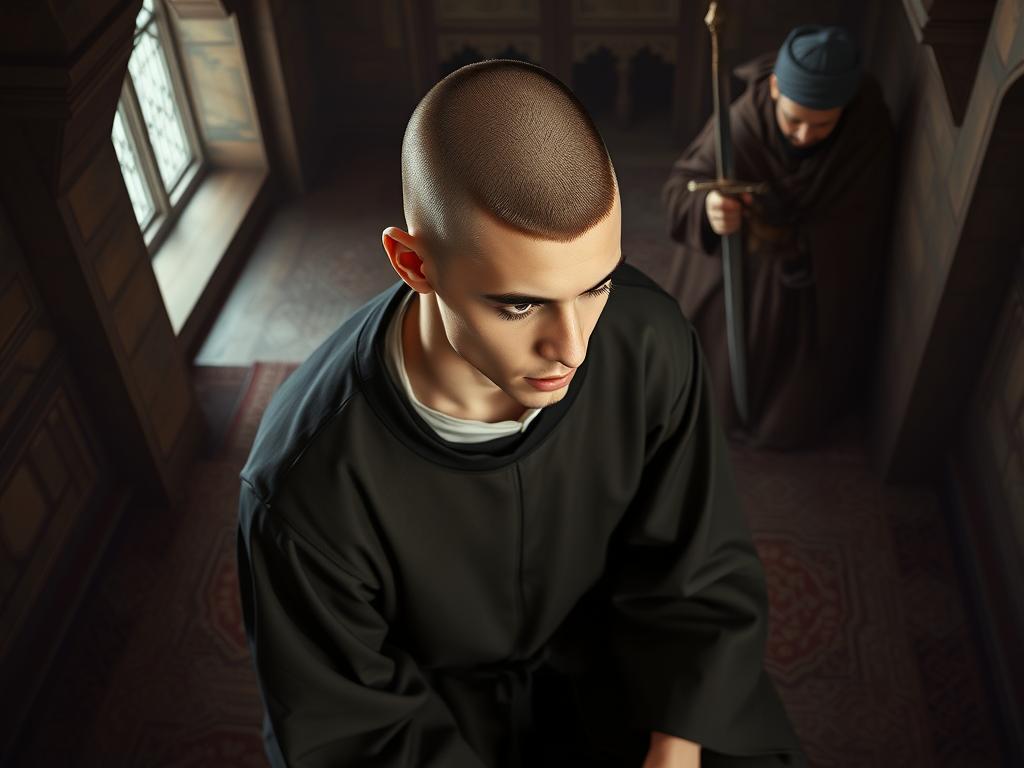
111, 0, 205, 252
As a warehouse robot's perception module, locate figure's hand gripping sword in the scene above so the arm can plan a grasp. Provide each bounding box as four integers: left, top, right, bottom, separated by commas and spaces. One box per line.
697, 1, 752, 426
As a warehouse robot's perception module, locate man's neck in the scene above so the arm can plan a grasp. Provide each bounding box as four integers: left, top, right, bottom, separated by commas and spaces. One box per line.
401, 292, 527, 423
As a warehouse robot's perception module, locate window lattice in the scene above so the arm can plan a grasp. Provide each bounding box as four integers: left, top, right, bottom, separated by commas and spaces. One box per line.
111, 107, 155, 228
129, 8, 192, 193
113, 0, 203, 241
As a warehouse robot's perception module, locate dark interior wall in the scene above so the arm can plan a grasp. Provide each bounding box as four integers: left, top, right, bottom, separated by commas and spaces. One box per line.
307, 0, 417, 142
0, 0, 278, 755
962, 243, 1024, 761
870, 2, 1021, 479
0, 0, 125, 57
0, 191, 117, 763
865, 0, 1024, 756
866, 0, 921, 124
289, 0, 882, 150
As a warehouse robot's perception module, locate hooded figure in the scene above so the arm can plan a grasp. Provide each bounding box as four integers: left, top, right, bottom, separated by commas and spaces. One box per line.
663, 26, 895, 449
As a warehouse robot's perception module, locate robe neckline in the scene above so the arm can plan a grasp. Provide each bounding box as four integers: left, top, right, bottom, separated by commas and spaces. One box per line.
354, 280, 594, 471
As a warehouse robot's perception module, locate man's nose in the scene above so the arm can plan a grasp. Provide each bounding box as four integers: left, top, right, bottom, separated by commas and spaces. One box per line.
538, 305, 586, 369
793, 124, 810, 143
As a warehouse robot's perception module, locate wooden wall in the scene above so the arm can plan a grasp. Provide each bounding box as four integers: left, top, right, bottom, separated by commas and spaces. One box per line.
0, 198, 123, 758
961, 245, 1024, 762
0, 0, 208, 754
0, 0, 317, 755
870, 0, 1024, 479
966, 247, 1024, 556
869, 0, 1024, 757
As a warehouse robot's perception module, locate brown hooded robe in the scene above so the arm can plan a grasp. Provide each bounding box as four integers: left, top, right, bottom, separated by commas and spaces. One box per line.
663, 53, 895, 449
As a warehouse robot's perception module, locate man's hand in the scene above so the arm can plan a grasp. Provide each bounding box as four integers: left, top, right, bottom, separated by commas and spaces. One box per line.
704, 190, 753, 236
641, 731, 700, 768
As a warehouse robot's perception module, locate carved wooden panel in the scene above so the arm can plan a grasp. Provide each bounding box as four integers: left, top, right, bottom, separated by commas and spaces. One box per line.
0, 211, 59, 446
435, 0, 539, 23
94, 211, 149, 302
0, 384, 99, 658
572, 0, 678, 24
66, 143, 126, 245
133, 316, 191, 457
0, 205, 102, 660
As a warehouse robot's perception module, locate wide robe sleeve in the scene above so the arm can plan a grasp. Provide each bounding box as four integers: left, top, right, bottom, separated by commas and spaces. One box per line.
237, 482, 487, 768
605, 324, 805, 767
662, 117, 722, 257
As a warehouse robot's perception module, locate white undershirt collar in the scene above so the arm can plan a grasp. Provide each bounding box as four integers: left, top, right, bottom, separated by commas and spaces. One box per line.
385, 290, 543, 444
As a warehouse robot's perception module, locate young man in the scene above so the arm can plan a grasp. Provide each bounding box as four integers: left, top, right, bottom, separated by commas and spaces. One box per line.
663, 26, 895, 449
238, 60, 803, 767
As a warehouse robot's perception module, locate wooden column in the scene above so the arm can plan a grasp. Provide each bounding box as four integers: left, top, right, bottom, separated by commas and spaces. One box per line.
0, 0, 204, 506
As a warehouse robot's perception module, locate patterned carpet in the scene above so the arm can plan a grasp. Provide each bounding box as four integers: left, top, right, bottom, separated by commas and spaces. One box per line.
8, 361, 1003, 767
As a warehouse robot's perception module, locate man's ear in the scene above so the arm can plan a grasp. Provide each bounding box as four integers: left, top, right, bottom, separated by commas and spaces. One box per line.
382, 227, 432, 292
769, 73, 780, 102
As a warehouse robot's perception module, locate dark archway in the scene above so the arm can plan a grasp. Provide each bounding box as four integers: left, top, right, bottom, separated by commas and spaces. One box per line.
439, 46, 484, 78
438, 46, 534, 79
572, 47, 617, 120
628, 46, 673, 124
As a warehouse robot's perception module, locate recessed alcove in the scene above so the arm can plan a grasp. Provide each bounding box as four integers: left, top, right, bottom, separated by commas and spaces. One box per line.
902, 0, 998, 124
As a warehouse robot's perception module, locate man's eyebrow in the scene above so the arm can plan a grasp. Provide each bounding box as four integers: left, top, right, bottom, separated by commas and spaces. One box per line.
483, 253, 626, 305
784, 109, 834, 128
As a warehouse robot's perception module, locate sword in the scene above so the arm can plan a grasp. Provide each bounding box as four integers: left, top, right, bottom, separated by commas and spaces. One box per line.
703, 1, 750, 426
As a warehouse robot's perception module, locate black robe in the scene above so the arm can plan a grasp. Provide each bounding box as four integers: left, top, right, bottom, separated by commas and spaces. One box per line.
663, 54, 895, 449
237, 261, 805, 767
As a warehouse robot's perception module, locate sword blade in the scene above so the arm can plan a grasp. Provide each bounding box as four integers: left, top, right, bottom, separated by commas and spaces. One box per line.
705, 1, 749, 426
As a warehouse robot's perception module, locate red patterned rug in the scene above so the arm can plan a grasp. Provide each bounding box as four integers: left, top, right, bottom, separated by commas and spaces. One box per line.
8, 363, 1001, 767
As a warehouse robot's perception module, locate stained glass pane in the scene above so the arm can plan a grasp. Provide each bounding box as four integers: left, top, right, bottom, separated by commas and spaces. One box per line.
111, 106, 155, 228
128, 17, 193, 193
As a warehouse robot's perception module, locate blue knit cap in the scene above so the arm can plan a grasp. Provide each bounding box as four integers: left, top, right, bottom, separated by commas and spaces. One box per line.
774, 25, 861, 109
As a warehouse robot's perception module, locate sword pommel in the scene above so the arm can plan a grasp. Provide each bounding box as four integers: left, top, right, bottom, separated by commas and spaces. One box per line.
704, 2, 722, 34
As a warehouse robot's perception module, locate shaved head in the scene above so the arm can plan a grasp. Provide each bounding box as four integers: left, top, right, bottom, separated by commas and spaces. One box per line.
401, 59, 617, 256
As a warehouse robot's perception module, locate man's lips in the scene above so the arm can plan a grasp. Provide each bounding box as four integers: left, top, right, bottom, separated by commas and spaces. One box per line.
525, 369, 576, 391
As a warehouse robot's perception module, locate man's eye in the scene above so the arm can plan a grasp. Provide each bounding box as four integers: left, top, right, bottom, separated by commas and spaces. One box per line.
496, 303, 537, 321
493, 281, 614, 322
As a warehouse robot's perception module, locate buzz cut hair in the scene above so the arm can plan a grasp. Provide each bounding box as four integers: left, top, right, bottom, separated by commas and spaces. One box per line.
401, 59, 617, 255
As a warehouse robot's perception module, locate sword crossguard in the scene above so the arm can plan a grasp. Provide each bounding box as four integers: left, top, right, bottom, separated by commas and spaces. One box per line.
686, 179, 769, 196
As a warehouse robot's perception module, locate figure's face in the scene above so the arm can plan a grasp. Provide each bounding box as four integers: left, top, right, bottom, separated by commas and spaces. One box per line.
770, 74, 843, 148
426, 194, 622, 410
